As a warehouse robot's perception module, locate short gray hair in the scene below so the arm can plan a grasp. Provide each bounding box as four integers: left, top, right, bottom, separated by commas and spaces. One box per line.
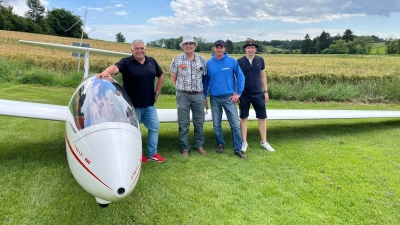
131, 39, 145, 50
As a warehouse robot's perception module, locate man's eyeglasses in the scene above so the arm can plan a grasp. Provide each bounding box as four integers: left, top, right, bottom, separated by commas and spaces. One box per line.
134, 47, 145, 51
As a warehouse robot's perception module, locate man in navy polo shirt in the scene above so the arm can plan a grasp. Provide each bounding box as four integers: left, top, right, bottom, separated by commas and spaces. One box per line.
237, 39, 275, 153
97, 39, 166, 163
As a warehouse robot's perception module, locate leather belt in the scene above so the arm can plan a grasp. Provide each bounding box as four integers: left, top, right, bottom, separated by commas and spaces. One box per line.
180, 91, 202, 95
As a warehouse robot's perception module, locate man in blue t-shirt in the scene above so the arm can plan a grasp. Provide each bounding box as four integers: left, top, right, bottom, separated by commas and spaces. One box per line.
97, 39, 166, 163
237, 39, 275, 153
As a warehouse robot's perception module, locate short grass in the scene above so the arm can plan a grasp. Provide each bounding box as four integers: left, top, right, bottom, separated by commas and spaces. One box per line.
1, 84, 400, 224
370, 43, 386, 55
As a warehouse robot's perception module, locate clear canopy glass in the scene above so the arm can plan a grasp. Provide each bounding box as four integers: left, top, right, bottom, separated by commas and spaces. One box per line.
69, 76, 138, 130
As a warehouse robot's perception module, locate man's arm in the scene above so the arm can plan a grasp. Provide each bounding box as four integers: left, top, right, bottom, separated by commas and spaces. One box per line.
154, 74, 164, 102
155, 74, 164, 94
171, 73, 177, 87
97, 65, 119, 81
261, 69, 269, 102
229, 60, 244, 103
234, 61, 245, 95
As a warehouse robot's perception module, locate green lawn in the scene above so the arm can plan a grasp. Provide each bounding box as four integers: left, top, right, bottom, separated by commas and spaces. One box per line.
1, 84, 400, 224
370, 43, 386, 55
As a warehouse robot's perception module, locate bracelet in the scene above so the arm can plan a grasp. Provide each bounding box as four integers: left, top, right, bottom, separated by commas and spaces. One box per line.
155, 92, 160, 97
264, 90, 268, 93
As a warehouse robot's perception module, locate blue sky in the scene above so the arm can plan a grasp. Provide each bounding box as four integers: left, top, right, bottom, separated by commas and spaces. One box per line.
4, 0, 400, 44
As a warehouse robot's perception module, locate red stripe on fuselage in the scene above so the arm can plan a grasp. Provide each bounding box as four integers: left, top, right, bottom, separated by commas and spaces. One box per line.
129, 163, 141, 189
66, 134, 113, 191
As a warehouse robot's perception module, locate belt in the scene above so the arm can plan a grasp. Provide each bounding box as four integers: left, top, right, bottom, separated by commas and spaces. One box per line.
180, 91, 202, 95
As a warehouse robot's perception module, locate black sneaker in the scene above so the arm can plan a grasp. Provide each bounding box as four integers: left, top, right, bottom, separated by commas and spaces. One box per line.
235, 151, 248, 159
216, 144, 224, 154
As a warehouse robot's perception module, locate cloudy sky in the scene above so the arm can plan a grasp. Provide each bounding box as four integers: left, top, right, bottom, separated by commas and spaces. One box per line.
4, 0, 400, 43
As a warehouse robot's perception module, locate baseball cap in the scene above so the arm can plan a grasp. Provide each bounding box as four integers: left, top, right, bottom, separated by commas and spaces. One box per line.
213, 40, 226, 47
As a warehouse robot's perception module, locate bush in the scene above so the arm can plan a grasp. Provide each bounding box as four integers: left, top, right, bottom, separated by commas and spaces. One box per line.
161, 79, 176, 95
0, 59, 12, 81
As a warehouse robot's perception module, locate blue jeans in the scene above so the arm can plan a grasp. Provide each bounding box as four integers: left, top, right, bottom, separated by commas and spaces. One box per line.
135, 106, 159, 158
210, 94, 242, 152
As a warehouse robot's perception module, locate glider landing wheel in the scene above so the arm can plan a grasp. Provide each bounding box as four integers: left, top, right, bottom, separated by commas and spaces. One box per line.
99, 203, 109, 208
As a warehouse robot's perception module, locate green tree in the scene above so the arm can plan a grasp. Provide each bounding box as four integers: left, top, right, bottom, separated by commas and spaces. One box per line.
0, 2, 13, 30
353, 36, 373, 54
290, 39, 302, 50
397, 39, 400, 54
270, 40, 281, 47
371, 35, 385, 43
225, 39, 234, 54
233, 45, 244, 54
257, 43, 264, 53
162, 37, 181, 50
194, 37, 208, 52
325, 39, 348, 54
332, 33, 342, 42
25, 0, 45, 22
311, 36, 319, 54
116, 32, 125, 42
347, 41, 357, 54
281, 39, 290, 51
385, 36, 398, 54
46, 8, 86, 38
317, 31, 331, 53
342, 29, 355, 42
300, 34, 313, 54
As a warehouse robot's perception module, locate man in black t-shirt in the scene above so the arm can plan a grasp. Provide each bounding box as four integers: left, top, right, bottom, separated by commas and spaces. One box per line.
237, 39, 275, 153
98, 39, 165, 163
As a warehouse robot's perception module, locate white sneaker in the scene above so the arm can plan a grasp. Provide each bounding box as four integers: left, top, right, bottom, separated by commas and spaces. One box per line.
241, 142, 248, 152
261, 142, 275, 152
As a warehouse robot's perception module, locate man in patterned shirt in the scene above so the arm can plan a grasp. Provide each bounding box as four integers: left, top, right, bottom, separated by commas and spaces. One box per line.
169, 35, 208, 157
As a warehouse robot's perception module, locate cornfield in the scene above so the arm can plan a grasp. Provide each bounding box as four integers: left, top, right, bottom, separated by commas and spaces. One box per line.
1, 30, 400, 80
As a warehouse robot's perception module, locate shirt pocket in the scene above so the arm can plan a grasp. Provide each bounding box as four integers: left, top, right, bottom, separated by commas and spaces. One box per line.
196, 66, 205, 79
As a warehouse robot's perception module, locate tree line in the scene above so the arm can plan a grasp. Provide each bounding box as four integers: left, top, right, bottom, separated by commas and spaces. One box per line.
0, 0, 87, 38
301, 29, 386, 54
147, 29, 400, 55
146, 37, 304, 54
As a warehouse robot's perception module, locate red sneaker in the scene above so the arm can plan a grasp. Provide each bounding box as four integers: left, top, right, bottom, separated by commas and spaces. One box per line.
148, 153, 165, 162
142, 154, 148, 163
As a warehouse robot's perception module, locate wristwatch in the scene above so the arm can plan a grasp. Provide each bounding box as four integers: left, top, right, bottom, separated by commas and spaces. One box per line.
264, 90, 268, 93
155, 92, 160, 97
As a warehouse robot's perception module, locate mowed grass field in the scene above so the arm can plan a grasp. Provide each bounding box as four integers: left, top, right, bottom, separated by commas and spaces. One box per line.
1, 84, 400, 224
370, 43, 387, 55
1, 31, 400, 224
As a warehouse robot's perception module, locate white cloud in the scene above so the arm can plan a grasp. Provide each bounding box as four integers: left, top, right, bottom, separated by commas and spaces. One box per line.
3, 0, 49, 16
87, 7, 104, 11
113, 10, 129, 16
84, 26, 95, 33
147, 0, 400, 28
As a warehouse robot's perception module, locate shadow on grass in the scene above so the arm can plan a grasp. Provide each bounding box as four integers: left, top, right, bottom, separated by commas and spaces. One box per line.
155, 118, 400, 154
0, 138, 66, 164
269, 119, 400, 141
1, 118, 399, 163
